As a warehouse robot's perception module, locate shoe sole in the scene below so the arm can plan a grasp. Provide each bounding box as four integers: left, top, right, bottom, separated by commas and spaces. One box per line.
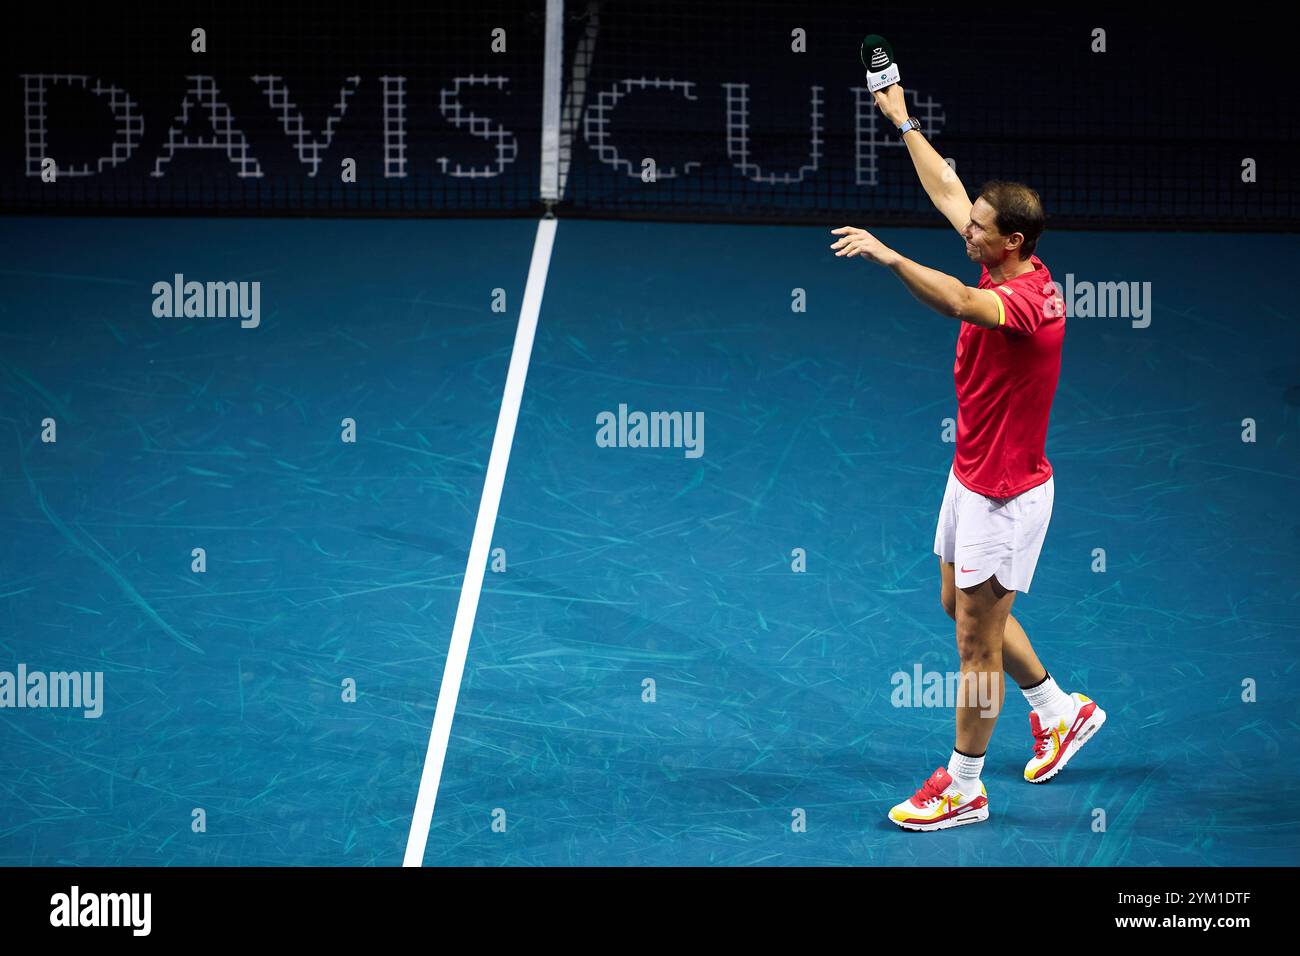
890, 806, 990, 831
1027, 705, 1106, 784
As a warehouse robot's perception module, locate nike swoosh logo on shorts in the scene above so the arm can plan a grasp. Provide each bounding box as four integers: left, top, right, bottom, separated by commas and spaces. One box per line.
961, 566, 978, 573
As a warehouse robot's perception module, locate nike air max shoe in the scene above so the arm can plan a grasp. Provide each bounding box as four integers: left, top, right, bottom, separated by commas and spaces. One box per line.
1024, 692, 1106, 783
888, 767, 989, 831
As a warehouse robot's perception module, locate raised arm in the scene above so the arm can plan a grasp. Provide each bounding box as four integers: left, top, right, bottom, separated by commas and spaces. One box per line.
873, 84, 972, 234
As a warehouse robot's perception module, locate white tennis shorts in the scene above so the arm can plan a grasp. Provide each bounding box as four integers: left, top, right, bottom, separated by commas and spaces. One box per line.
933, 465, 1054, 593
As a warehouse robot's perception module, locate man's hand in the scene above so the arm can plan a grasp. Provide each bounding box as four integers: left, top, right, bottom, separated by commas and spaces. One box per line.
872, 84, 908, 125
830, 226, 899, 266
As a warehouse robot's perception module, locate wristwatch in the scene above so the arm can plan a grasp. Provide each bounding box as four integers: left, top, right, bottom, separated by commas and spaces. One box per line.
898, 117, 921, 137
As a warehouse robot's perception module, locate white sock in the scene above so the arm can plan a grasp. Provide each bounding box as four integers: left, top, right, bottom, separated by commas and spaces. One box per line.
947, 750, 984, 794
1022, 673, 1074, 722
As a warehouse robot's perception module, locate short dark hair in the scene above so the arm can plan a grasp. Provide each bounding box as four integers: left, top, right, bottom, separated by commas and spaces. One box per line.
977, 181, 1045, 260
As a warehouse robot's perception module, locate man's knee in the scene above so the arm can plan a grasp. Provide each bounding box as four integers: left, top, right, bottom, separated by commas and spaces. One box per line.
954, 610, 1002, 666
954, 631, 997, 667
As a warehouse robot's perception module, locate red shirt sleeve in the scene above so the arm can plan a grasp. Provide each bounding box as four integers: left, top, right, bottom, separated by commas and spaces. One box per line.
990, 275, 1063, 335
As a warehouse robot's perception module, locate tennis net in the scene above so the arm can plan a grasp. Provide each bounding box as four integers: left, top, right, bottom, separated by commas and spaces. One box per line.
3, 1, 1296, 229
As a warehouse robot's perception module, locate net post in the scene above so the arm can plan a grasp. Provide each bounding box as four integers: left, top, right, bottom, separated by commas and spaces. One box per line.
539, 0, 564, 207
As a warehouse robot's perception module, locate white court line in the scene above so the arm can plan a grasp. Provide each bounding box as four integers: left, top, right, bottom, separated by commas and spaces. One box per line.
403, 217, 556, 867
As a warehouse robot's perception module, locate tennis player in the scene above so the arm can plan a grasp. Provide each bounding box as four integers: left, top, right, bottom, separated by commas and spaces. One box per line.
830, 82, 1106, 830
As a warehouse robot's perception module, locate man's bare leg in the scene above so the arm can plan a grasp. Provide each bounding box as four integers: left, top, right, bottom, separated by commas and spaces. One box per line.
941, 559, 1045, 688
1002, 613, 1048, 687
953, 573, 1015, 755
939, 558, 1106, 786
886, 564, 1012, 830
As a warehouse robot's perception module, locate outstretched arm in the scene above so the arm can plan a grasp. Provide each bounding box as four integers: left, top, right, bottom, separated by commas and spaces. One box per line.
830, 226, 1001, 328
873, 85, 972, 234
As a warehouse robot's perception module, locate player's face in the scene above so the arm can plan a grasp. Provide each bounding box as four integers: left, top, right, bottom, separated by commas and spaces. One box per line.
962, 199, 1008, 264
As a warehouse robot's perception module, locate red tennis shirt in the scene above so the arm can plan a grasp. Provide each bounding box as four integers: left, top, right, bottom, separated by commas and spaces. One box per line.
952, 255, 1065, 498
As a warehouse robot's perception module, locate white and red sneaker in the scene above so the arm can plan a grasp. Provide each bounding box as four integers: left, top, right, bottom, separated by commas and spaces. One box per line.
888, 767, 989, 831
1024, 692, 1106, 783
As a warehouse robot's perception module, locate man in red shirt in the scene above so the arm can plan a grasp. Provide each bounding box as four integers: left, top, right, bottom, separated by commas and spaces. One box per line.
830, 83, 1106, 830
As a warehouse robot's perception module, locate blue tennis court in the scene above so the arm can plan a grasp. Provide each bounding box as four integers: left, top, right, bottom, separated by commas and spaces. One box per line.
2, 214, 1296, 866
